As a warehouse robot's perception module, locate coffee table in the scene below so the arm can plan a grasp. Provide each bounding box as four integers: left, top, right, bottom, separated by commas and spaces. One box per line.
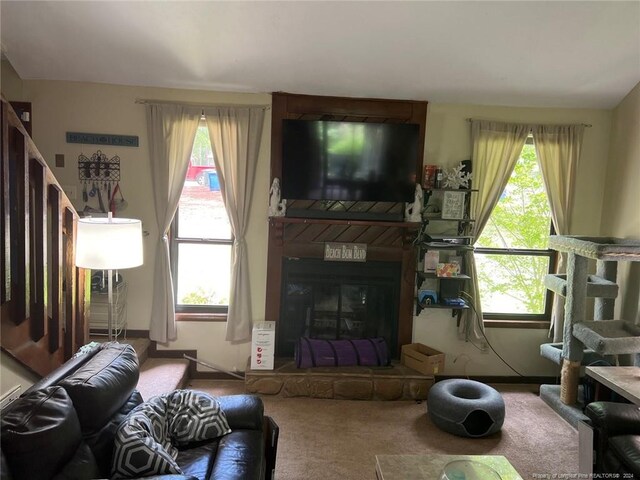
375, 454, 523, 480
585, 366, 640, 405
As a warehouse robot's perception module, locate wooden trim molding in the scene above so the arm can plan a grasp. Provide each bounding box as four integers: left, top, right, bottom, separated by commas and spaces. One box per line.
484, 319, 551, 329
435, 375, 559, 385
176, 312, 227, 322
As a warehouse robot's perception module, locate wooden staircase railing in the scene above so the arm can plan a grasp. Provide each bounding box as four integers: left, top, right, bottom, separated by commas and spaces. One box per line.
1, 96, 90, 377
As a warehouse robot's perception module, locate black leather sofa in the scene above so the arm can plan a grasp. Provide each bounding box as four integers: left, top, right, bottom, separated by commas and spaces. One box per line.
0, 342, 278, 480
585, 401, 640, 476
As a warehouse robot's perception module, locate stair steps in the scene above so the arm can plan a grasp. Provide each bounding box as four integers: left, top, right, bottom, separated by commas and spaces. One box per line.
137, 358, 190, 401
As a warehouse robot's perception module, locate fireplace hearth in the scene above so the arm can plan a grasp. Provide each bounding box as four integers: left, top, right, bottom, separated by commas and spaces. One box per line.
277, 258, 401, 358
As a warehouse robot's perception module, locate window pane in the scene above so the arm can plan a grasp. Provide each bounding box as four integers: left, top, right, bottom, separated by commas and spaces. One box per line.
177, 184, 231, 239
476, 144, 551, 250
476, 253, 549, 314
176, 243, 231, 306
177, 125, 231, 239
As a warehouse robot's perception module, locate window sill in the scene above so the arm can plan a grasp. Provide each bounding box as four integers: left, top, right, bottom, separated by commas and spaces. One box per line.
176, 312, 227, 322
484, 319, 550, 329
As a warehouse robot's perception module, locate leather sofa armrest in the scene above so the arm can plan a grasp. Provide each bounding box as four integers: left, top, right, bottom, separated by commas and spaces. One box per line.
217, 395, 264, 431
585, 402, 640, 436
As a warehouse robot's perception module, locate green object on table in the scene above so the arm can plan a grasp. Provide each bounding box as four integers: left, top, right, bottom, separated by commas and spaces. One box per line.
440, 460, 502, 480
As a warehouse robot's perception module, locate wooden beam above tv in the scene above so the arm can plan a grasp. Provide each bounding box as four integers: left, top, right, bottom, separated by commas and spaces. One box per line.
270, 92, 428, 185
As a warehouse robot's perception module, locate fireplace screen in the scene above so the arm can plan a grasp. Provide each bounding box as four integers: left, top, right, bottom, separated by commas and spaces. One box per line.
277, 258, 400, 358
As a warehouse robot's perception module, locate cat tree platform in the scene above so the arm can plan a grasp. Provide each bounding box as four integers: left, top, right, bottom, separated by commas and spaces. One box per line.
544, 274, 618, 298
573, 320, 640, 356
542, 235, 640, 414
539, 343, 610, 366
548, 235, 640, 262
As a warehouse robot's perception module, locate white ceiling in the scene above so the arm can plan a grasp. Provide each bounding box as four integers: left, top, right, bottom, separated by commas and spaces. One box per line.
1, 1, 639, 109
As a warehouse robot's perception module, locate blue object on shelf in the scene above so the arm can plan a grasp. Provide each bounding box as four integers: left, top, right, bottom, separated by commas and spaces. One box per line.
442, 297, 466, 306
418, 289, 438, 306
207, 171, 220, 191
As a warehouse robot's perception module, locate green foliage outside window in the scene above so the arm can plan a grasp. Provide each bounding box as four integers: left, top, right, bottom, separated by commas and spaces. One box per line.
476, 144, 552, 314
181, 286, 229, 306
191, 125, 215, 166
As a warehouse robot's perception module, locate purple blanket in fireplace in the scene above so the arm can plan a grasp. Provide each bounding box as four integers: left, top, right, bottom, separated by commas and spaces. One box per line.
295, 337, 390, 368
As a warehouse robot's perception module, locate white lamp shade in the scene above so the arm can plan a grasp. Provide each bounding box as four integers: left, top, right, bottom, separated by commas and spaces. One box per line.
75, 217, 143, 269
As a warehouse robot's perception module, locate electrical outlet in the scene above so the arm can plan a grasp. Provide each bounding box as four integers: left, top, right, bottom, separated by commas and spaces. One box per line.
0, 385, 22, 410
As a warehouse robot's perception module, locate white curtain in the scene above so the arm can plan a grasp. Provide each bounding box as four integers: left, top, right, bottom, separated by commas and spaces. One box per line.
146, 104, 202, 343
462, 120, 530, 341
532, 124, 585, 341
204, 107, 265, 342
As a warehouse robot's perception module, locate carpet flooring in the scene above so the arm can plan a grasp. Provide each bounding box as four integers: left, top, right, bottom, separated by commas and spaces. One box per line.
188, 380, 578, 480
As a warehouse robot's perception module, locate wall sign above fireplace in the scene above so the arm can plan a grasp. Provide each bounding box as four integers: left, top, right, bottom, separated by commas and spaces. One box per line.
324, 242, 367, 262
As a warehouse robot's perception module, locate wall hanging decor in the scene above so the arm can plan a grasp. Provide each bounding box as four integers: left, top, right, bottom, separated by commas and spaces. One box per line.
67, 131, 139, 147
78, 150, 126, 214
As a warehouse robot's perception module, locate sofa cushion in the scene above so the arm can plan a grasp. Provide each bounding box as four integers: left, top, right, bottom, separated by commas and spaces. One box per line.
176, 441, 219, 480
112, 390, 230, 479
84, 390, 143, 477
608, 435, 640, 477
210, 430, 265, 480
52, 442, 101, 480
0, 449, 12, 480
0, 386, 82, 480
217, 395, 264, 431
60, 343, 139, 434
22, 343, 102, 396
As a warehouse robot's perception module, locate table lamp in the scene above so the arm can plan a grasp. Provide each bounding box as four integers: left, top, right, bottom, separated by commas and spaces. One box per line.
75, 213, 143, 340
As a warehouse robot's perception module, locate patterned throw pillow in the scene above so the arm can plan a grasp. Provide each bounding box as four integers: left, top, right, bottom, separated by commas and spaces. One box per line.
111, 390, 231, 479
166, 390, 232, 446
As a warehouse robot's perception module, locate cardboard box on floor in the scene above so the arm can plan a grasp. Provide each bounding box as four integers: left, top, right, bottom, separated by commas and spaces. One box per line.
401, 343, 445, 375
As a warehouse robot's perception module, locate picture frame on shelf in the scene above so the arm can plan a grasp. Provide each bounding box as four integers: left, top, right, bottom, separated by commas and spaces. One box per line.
441, 191, 466, 220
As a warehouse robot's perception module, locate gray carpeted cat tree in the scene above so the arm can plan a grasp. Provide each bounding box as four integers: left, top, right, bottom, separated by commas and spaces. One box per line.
540, 236, 640, 422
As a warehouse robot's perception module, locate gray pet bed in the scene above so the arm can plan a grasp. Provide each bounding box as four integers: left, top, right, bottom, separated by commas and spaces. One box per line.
427, 379, 505, 437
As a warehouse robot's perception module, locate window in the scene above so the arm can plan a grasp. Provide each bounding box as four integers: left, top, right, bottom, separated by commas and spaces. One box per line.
475, 139, 556, 323
170, 123, 232, 317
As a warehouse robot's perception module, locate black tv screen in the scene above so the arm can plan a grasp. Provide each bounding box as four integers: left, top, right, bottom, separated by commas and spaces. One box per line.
281, 120, 419, 202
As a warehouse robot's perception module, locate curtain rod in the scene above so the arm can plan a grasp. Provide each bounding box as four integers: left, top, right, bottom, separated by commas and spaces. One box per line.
466, 117, 592, 128
134, 98, 270, 110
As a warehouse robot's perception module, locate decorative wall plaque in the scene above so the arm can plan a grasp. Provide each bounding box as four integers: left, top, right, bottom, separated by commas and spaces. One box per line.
66, 132, 139, 147
441, 191, 466, 220
324, 242, 367, 262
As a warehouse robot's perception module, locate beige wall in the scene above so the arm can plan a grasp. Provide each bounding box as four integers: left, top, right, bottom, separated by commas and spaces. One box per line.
0, 59, 24, 100
601, 81, 640, 324
1, 75, 619, 378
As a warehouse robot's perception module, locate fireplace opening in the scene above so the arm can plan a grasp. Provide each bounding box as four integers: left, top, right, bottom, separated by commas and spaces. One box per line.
277, 258, 401, 359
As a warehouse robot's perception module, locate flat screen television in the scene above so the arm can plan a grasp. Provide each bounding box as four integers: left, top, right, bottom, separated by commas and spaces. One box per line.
281, 119, 419, 203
